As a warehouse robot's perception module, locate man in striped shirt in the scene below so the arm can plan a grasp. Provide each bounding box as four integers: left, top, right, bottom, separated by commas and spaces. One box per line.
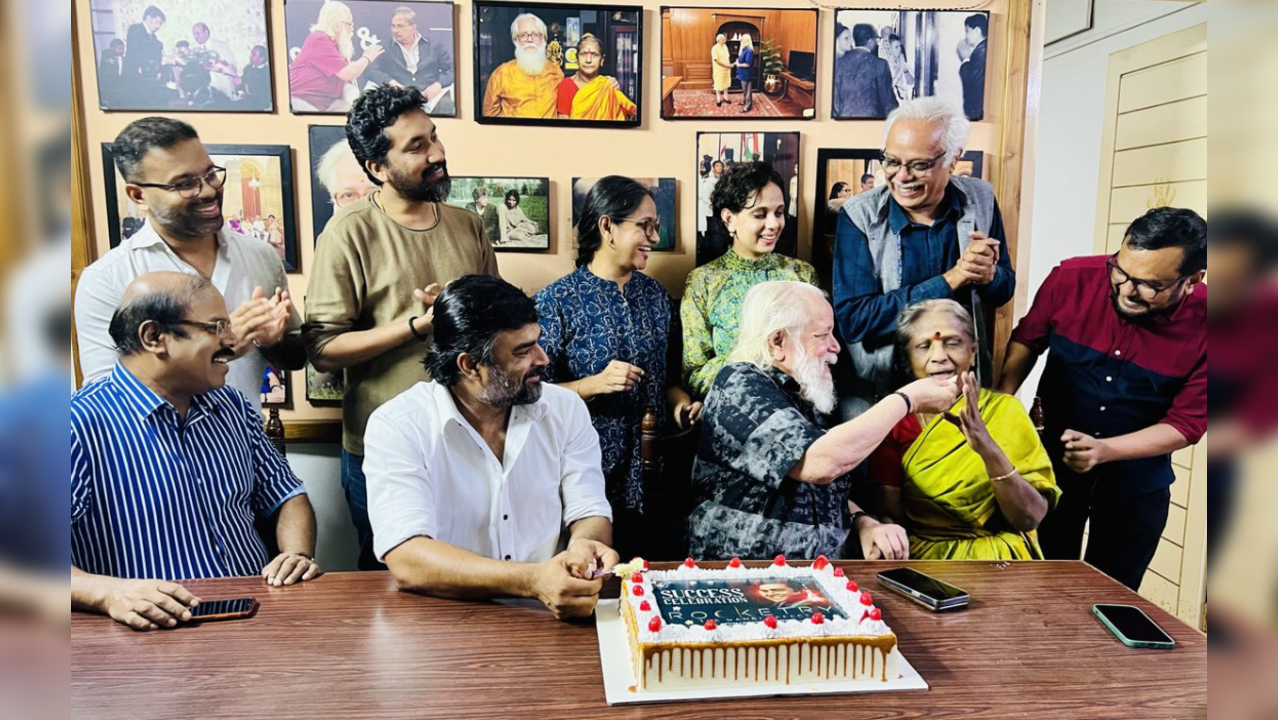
71, 272, 321, 630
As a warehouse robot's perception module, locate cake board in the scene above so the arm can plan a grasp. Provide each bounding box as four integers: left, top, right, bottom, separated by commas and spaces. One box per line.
595, 599, 929, 705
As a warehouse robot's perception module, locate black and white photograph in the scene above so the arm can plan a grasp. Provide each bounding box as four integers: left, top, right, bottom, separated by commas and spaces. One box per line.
445, 177, 551, 250
285, 0, 457, 115
695, 131, 800, 266
832, 9, 989, 120
473, 1, 643, 127
90, 0, 274, 111
102, 142, 301, 271
308, 125, 376, 243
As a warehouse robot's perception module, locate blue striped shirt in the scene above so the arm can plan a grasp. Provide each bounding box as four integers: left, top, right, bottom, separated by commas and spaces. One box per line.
71, 364, 305, 580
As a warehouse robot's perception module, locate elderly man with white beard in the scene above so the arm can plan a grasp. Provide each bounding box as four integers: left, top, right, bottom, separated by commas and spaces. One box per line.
481, 13, 564, 118
686, 281, 959, 561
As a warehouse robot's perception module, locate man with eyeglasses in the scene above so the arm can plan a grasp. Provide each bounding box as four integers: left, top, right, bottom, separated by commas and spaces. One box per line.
72, 272, 321, 631
997, 207, 1207, 590
364, 6, 456, 115
76, 117, 305, 413
833, 97, 1015, 420
481, 13, 564, 119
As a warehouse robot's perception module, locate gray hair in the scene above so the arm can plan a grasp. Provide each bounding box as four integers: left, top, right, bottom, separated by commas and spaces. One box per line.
510, 13, 547, 43
729, 281, 828, 370
392, 6, 417, 25
316, 139, 355, 193
895, 299, 976, 346
883, 97, 971, 164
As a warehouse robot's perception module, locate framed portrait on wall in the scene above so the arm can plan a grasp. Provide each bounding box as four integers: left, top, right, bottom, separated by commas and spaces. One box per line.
812, 148, 984, 285
101, 143, 301, 272
89, 0, 274, 111
472, 0, 643, 127
308, 125, 376, 243
571, 178, 676, 251
444, 177, 551, 251
261, 363, 291, 407
831, 9, 990, 120
660, 7, 817, 120
694, 131, 800, 266
305, 363, 345, 405
284, 0, 458, 116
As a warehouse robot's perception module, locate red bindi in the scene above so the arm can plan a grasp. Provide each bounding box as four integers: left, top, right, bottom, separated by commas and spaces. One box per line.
934, 332, 943, 340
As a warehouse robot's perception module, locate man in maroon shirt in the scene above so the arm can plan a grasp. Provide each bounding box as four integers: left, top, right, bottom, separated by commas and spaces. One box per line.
288, 1, 384, 112
997, 207, 1207, 590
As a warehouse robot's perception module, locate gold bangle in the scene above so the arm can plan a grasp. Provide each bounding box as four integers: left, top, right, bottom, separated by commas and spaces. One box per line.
989, 469, 1019, 483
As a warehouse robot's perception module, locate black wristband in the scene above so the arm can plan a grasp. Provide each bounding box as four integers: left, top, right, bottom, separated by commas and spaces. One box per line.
848, 510, 872, 529
409, 316, 429, 342
892, 391, 912, 414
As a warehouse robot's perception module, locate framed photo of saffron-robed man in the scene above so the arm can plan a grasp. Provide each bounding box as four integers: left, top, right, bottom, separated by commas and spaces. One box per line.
472, 0, 644, 127
90, 0, 274, 111
660, 7, 818, 120
101, 142, 301, 272
284, 0, 458, 116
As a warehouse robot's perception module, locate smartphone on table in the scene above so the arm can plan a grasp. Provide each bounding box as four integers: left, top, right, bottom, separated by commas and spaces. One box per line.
187, 597, 259, 623
876, 567, 970, 611
1092, 604, 1175, 649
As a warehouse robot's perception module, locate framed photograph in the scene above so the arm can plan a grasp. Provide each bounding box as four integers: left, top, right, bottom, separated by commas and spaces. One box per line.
261, 363, 291, 407
102, 143, 301, 271
571, 178, 676, 251
832, 9, 990, 120
308, 125, 377, 242
305, 363, 345, 405
445, 177, 551, 251
694, 131, 800, 267
473, 1, 643, 127
284, 0, 458, 116
90, 0, 274, 112
812, 148, 984, 285
660, 7, 817, 120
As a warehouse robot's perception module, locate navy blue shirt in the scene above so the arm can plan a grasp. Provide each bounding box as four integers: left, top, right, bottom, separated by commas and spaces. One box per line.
833, 186, 1016, 345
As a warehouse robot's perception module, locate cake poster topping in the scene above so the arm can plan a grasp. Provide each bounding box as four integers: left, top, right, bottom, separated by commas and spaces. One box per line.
811, 612, 825, 625
812, 555, 829, 570
647, 616, 662, 632
846, 580, 859, 592
683, 557, 696, 569
632, 584, 644, 596
638, 600, 651, 612
860, 592, 874, 606
763, 615, 778, 629
728, 557, 742, 568
773, 555, 787, 567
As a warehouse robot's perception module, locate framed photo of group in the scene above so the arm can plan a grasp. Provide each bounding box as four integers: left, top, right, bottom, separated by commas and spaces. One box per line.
101, 143, 301, 272
445, 177, 551, 251
811, 148, 984, 285
89, 0, 274, 112
472, 0, 644, 127
660, 7, 818, 120
284, 0, 458, 116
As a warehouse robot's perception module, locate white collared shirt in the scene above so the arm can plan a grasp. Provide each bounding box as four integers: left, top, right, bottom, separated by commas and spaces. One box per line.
399, 34, 423, 75
364, 381, 612, 563
74, 220, 301, 411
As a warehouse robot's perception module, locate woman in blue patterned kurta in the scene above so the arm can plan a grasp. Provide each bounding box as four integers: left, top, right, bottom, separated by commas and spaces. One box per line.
535, 176, 702, 556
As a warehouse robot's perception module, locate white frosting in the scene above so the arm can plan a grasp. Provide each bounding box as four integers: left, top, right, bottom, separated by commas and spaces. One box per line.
624, 560, 892, 644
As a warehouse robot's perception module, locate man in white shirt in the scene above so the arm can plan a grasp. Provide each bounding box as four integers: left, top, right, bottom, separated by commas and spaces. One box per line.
192, 23, 239, 101
365, 275, 618, 620
76, 117, 304, 411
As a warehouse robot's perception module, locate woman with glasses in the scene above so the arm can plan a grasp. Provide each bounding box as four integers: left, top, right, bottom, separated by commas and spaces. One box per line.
534, 176, 701, 557
682, 162, 820, 398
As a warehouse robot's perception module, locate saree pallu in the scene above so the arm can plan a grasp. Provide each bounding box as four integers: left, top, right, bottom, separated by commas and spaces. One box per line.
901, 389, 1061, 560
571, 76, 636, 120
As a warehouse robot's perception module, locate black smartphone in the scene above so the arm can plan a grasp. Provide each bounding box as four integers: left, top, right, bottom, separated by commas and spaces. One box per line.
1093, 604, 1175, 649
876, 568, 969, 611
187, 597, 259, 623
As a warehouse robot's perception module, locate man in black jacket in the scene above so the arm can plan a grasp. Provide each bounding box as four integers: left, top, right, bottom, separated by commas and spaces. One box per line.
958, 14, 987, 120
364, 6, 456, 115
122, 5, 168, 107
833, 23, 897, 119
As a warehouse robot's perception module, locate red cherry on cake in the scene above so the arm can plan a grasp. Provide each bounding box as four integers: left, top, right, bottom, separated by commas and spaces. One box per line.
632, 585, 645, 597
683, 557, 696, 568
704, 620, 717, 631
860, 592, 873, 606
630, 572, 643, 584
763, 615, 778, 629
845, 580, 858, 592
773, 555, 786, 566
869, 608, 882, 621
639, 600, 651, 612
832, 567, 845, 578
811, 612, 825, 625
642, 559, 650, 570
860, 610, 869, 623
812, 555, 829, 570
728, 557, 742, 568
648, 616, 662, 632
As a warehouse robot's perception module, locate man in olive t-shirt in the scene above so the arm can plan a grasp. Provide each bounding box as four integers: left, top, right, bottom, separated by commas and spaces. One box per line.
304, 86, 499, 569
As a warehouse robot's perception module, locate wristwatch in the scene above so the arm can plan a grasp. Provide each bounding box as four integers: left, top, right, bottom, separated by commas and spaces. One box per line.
848, 510, 873, 529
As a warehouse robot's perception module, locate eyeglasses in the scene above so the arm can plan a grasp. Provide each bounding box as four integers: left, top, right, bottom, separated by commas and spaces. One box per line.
133, 166, 227, 199
1106, 254, 1188, 300
621, 218, 661, 238
516, 31, 545, 42
880, 152, 947, 176
171, 318, 234, 339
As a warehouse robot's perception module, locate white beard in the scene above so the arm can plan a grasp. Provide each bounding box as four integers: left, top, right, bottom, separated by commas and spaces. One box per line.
791, 346, 838, 415
337, 30, 355, 61
515, 44, 549, 75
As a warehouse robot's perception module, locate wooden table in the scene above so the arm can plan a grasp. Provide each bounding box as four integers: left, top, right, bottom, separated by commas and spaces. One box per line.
662, 76, 682, 117
71, 561, 1205, 719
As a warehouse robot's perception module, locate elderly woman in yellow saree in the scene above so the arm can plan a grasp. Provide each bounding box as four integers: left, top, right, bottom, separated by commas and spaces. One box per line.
866, 299, 1061, 560
556, 35, 636, 121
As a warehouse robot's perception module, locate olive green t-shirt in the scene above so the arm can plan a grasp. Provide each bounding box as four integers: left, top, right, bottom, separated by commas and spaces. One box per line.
303, 196, 500, 455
